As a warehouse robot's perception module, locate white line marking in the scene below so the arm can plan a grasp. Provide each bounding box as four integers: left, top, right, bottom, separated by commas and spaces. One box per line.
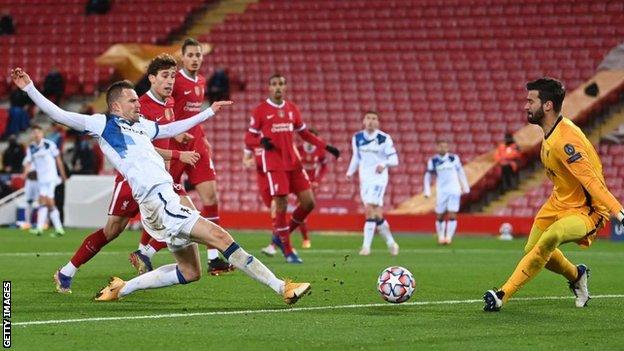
2, 248, 623, 257
0, 252, 121, 257
13, 294, 624, 327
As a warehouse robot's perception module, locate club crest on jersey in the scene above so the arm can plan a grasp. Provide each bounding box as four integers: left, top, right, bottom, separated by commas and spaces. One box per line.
564, 144, 575, 156
164, 108, 173, 121
278, 110, 285, 118
195, 86, 202, 96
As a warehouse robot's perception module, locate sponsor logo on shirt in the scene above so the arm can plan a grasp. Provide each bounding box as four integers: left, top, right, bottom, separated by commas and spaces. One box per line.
183, 101, 203, 112
271, 123, 294, 133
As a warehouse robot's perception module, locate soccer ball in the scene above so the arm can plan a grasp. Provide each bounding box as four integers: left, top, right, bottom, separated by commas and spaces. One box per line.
377, 266, 416, 303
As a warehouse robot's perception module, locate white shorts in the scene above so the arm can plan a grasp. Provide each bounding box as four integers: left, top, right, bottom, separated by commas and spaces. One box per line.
360, 182, 387, 207
24, 179, 39, 201
37, 181, 57, 199
139, 183, 201, 252
435, 192, 461, 214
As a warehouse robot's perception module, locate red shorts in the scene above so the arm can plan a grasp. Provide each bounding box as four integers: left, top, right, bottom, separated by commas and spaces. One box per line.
266, 169, 310, 196
170, 137, 216, 185
108, 179, 187, 217
255, 170, 272, 208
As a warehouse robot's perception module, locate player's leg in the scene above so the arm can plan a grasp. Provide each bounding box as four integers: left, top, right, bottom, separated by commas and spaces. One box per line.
97, 186, 309, 304
523, 221, 590, 307
294, 195, 311, 248
524, 225, 577, 282
445, 193, 461, 244
114, 244, 202, 299
54, 215, 130, 293
291, 188, 315, 245
299, 221, 310, 248
485, 214, 590, 311
137, 229, 152, 252
48, 191, 65, 236
261, 198, 281, 257
34, 185, 50, 235
359, 183, 377, 255
189, 156, 233, 273
22, 179, 37, 230
187, 217, 310, 303
434, 194, 448, 244
274, 194, 300, 261
375, 210, 399, 256
268, 171, 301, 262
288, 171, 315, 232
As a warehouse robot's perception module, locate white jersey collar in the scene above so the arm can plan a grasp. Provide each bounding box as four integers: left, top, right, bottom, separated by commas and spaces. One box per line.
146, 90, 166, 106
266, 98, 286, 108
179, 69, 198, 83
363, 129, 379, 140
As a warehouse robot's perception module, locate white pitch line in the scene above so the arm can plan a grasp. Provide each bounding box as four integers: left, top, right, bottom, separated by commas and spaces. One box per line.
2, 248, 624, 257
12, 294, 624, 327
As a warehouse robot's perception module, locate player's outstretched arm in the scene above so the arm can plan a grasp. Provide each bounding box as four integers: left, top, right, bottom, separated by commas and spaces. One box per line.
156, 100, 233, 139
346, 135, 359, 179
423, 171, 432, 198
456, 162, 470, 194
155, 147, 200, 166
557, 141, 624, 219
11, 68, 90, 132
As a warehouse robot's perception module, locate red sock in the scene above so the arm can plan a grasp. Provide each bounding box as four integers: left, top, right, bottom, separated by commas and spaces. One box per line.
299, 221, 309, 241
289, 205, 312, 233
70, 229, 109, 267
139, 230, 151, 246
275, 211, 292, 255
202, 204, 220, 225
147, 238, 168, 252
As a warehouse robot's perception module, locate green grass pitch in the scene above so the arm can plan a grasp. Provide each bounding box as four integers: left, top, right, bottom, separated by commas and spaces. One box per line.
2, 227, 624, 350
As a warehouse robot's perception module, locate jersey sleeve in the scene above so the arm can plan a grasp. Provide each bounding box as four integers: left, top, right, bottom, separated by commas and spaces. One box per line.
426, 158, 435, 173
48, 141, 60, 157
454, 156, 470, 192
382, 135, 398, 167
140, 117, 160, 140
292, 105, 306, 132
248, 109, 262, 134
83, 114, 107, 136
346, 134, 359, 176
553, 135, 623, 215
22, 147, 32, 165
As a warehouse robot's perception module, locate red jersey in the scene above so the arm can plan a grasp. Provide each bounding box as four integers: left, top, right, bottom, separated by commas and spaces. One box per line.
298, 144, 327, 183
139, 91, 175, 149
172, 69, 206, 138
246, 99, 326, 172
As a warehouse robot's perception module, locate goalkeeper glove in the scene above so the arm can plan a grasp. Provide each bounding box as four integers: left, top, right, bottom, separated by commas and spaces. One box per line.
325, 144, 340, 158
260, 137, 275, 151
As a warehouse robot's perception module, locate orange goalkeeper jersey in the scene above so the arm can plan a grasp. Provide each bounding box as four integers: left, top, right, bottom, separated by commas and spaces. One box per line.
540, 116, 622, 223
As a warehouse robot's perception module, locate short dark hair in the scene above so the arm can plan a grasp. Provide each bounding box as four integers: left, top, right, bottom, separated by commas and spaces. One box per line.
106, 80, 135, 109
147, 53, 177, 77
268, 73, 286, 84
30, 124, 42, 131
364, 110, 379, 117
526, 77, 566, 113
181, 38, 201, 54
